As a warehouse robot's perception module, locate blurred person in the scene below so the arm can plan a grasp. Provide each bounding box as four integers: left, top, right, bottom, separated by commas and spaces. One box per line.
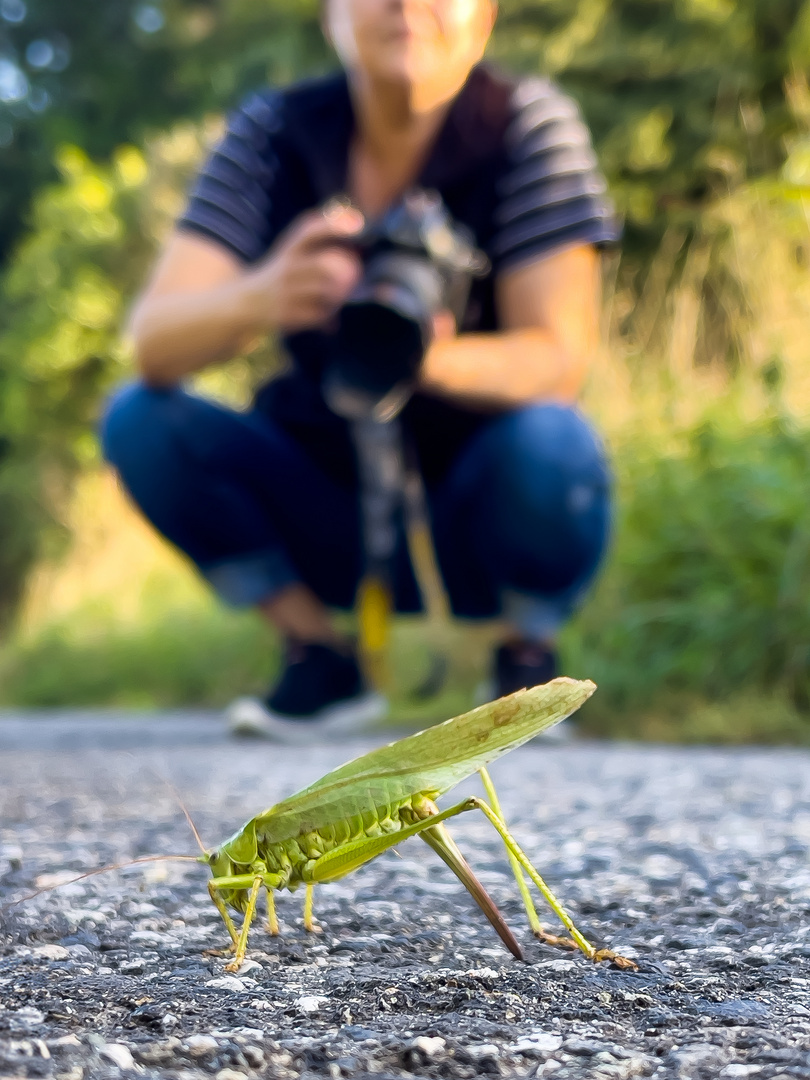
101, 0, 618, 740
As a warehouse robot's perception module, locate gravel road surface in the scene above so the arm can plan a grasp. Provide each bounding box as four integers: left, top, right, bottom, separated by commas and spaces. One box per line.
1, 712, 809, 1079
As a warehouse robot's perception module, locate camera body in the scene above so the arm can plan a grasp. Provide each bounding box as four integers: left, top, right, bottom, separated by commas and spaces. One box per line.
322, 190, 488, 422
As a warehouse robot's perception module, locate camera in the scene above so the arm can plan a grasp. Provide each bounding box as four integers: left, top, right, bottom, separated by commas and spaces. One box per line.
322, 190, 488, 422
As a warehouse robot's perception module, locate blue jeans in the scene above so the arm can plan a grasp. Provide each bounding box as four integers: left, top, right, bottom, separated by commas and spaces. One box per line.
101, 384, 610, 639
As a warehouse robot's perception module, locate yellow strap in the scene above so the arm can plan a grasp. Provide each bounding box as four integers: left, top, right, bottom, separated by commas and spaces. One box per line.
357, 575, 392, 690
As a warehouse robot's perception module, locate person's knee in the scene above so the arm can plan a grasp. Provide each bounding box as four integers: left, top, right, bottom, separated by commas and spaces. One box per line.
100, 382, 181, 467
486, 404, 610, 547
492, 404, 607, 479
485, 406, 610, 588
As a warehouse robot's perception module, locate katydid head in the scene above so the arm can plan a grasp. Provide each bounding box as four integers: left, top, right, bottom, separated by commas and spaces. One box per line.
201, 848, 234, 878
201, 821, 259, 879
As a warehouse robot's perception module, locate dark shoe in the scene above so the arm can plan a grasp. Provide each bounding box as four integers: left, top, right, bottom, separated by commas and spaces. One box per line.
227, 641, 387, 743
494, 639, 558, 697
488, 640, 571, 741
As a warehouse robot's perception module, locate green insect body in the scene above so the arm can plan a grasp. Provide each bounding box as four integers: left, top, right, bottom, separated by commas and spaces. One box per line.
208, 790, 431, 908
201, 678, 637, 973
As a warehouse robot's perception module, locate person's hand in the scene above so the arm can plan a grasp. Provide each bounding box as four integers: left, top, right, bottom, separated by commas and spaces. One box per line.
244, 204, 364, 333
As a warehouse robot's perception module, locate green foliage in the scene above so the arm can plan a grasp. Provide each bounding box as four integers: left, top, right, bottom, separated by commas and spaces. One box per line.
0, 606, 273, 708
564, 404, 810, 739
4, 0, 810, 261
0, 607, 478, 727
489, 0, 810, 372
0, 144, 152, 622
493, 0, 810, 234
0, 0, 329, 258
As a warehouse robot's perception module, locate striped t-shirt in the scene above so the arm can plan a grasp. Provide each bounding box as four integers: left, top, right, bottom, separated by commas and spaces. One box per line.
178, 63, 619, 483
180, 63, 617, 280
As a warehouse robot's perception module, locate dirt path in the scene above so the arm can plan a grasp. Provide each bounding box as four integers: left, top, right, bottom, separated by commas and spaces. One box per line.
1, 715, 809, 1078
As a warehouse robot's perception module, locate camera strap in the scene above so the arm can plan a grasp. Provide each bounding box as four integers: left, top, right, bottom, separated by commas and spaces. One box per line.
352, 417, 404, 690
352, 417, 451, 697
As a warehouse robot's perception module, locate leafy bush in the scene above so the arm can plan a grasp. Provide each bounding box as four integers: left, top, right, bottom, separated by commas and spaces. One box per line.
566, 404, 810, 739
0, 144, 153, 624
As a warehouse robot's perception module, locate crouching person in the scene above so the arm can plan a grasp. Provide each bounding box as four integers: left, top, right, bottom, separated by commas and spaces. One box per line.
102, 0, 617, 740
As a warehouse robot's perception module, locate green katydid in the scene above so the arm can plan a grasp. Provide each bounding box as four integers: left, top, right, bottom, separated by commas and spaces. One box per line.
201, 678, 636, 972
8, 679, 636, 972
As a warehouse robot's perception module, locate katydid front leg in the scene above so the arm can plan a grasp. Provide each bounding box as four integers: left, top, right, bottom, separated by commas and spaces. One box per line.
225, 876, 262, 972
207, 880, 240, 949
207, 870, 284, 968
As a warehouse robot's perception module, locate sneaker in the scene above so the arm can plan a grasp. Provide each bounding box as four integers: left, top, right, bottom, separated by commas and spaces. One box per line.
496, 640, 573, 741
494, 639, 558, 697
227, 641, 388, 743
475, 640, 570, 740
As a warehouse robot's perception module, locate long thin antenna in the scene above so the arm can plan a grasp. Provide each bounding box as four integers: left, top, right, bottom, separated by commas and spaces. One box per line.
3, 854, 200, 910
124, 755, 208, 855
162, 777, 207, 855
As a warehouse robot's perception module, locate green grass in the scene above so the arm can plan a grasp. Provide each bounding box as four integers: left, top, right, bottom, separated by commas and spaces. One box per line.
0, 603, 490, 726
3, 392, 810, 745
1, 599, 807, 743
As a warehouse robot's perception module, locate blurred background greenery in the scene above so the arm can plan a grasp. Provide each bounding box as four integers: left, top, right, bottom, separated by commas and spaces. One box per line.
2, 0, 810, 740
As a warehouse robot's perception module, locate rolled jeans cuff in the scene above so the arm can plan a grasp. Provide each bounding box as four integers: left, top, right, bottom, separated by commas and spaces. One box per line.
200, 549, 299, 608
502, 585, 586, 642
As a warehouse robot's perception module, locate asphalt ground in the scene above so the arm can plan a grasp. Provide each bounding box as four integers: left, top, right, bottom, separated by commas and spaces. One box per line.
0, 712, 809, 1079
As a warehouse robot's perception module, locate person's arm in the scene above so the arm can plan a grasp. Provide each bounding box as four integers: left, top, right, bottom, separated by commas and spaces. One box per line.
418, 243, 600, 410
128, 206, 364, 386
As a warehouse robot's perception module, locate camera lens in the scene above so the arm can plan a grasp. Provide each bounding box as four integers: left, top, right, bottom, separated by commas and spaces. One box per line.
324, 252, 444, 420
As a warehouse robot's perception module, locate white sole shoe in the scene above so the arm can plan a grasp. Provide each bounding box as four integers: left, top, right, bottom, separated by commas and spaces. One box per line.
226, 691, 389, 744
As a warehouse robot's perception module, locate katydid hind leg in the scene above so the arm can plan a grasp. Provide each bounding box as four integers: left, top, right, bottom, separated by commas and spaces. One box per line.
419, 822, 523, 961
304, 798, 521, 956
306, 797, 478, 883
478, 768, 578, 951
469, 797, 638, 970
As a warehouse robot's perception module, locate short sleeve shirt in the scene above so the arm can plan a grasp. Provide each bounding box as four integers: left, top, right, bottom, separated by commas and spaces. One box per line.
178, 63, 619, 484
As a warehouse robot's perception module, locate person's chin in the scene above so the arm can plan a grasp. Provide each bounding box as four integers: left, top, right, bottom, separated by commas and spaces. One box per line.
364, 48, 441, 88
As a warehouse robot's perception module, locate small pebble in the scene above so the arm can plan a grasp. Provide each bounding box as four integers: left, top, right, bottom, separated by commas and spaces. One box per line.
513, 1033, 563, 1055
297, 994, 329, 1014
408, 1036, 446, 1059
31, 944, 69, 961
185, 1034, 219, 1056
12, 1007, 46, 1029
99, 1043, 135, 1070
65, 944, 93, 959
243, 1045, 265, 1068
468, 1042, 500, 1060
206, 976, 248, 993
